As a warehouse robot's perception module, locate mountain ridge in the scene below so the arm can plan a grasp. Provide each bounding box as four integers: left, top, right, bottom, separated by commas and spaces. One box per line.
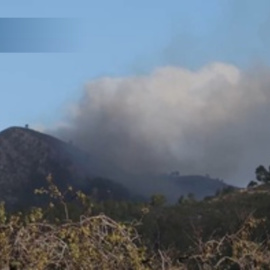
0, 126, 233, 208
0, 126, 132, 209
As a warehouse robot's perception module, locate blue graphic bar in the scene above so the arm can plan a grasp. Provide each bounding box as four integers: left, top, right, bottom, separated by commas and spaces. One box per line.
0, 18, 78, 53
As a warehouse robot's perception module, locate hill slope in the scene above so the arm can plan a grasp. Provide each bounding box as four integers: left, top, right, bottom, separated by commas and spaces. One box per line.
0, 126, 234, 208
0, 126, 130, 208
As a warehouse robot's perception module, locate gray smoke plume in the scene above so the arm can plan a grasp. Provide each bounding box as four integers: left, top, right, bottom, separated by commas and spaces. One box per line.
54, 62, 270, 187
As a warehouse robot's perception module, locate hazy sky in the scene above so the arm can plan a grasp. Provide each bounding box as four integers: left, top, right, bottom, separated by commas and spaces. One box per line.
1, 0, 269, 129
1, 1, 270, 185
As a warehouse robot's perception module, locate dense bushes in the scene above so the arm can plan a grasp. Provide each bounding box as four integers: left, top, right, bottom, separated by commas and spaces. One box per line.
0, 176, 270, 269
0, 209, 151, 269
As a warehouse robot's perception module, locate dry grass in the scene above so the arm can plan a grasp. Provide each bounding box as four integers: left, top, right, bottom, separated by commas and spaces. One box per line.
0, 176, 269, 269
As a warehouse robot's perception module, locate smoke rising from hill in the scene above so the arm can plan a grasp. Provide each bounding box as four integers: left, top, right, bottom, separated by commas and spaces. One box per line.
55, 63, 270, 185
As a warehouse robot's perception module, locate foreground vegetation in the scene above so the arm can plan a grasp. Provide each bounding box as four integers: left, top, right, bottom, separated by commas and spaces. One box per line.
1, 171, 270, 269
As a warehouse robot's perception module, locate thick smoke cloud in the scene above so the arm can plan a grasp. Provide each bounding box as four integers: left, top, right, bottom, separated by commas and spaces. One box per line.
56, 63, 270, 186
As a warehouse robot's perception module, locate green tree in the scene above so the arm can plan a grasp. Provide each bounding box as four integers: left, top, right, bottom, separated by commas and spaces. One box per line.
247, 180, 258, 188
256, 165, 270, 183
178, 195, 185, 204
150, 194, 166, 207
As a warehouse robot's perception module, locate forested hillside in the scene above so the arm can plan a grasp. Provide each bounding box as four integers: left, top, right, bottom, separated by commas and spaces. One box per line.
0, 126, 231, 209
0, 167, 270, 269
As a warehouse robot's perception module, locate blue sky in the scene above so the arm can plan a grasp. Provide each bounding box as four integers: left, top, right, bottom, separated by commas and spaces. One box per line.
0, 0, 270, 131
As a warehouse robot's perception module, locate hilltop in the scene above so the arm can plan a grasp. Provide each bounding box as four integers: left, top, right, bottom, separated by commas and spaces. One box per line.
0, 126, 233, 208
0, 126, 130, 209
